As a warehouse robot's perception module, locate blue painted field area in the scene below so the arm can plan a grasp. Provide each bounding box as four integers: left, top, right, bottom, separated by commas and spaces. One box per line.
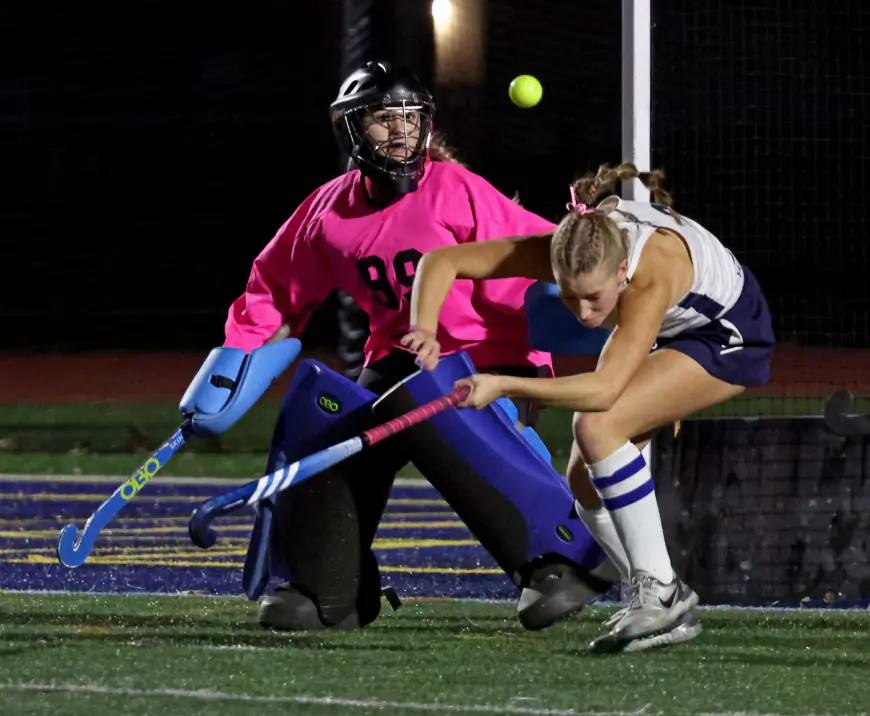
0, 477, 517, 601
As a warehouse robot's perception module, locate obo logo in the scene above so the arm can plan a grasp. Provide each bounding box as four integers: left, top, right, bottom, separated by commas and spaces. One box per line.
120, 458, 162, 500
318, 395, 341, 414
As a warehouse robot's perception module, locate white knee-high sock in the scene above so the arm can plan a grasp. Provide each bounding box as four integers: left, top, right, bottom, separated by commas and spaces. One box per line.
587, 441, 673, 583
576, 502, 630, 582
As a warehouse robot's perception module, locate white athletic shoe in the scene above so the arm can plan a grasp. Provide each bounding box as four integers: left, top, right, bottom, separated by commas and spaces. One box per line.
589, 573, 700, 654
620, 609, 702, 653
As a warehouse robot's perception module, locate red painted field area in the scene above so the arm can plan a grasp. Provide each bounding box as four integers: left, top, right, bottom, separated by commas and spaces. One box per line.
2, 343, 868, 403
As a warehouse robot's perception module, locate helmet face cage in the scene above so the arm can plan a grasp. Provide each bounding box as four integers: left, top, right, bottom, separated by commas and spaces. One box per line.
330, 62, 435, 194
336, 98, 433, 189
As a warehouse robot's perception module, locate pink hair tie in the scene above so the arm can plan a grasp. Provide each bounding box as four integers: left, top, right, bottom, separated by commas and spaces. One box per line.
566, 185, 594, 215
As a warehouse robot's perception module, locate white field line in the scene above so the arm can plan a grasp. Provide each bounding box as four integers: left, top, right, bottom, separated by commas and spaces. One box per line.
0, 682, 649, 716
0, 682, 854, 716
2, 590, 868, 614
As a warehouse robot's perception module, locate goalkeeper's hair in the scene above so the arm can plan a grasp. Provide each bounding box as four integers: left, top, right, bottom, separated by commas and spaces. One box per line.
345, 132, 465, 171
344, 133, 520, 204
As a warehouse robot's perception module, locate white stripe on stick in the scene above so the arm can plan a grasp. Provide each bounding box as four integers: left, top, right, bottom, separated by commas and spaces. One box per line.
250, 473, 273, 503
277, 462, 299, 493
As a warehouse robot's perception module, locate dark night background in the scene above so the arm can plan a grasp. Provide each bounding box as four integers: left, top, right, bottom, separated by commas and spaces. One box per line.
2, 0, 867, 354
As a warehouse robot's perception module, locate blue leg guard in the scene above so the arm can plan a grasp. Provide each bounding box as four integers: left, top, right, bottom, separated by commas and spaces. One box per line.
373, 352, 609, 587
248, 352, 613, 630
243, 359, 378, 603
524, 282, 611, 355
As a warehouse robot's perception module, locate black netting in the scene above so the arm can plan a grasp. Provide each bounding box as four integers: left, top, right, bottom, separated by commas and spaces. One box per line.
456, 0, 622, 218
2, 3, 343, 351
653, 0, 870, 350
7, 0, 870, 402
655, 417, 870, 607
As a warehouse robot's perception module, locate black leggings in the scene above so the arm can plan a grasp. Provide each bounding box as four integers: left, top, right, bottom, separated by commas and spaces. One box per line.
269, 350, 544, 625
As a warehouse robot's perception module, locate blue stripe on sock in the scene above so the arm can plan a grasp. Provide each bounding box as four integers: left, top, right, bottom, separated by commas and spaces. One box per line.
602, 478, 655, 510
590, 454, 646, 490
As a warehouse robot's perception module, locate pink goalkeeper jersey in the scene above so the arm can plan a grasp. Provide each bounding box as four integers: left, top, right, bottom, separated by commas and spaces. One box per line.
224, 161, 555, 371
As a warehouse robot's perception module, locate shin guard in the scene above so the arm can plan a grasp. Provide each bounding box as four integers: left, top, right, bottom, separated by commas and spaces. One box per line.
243, 358, 377, 601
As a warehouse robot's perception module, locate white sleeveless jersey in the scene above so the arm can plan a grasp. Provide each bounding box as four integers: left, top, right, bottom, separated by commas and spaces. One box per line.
605, 197, 745, 339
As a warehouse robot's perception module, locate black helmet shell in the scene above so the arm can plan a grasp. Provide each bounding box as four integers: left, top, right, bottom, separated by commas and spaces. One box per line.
330, 61, 435, 194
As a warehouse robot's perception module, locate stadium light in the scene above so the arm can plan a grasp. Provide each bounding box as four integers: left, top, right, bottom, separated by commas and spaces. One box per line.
433, 0, 483, 86
432, 0, 453, 31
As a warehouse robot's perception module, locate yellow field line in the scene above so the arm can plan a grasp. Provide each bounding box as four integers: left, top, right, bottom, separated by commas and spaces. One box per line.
375, 538, 478, 549
375, 521, 466, 529
1, 538, 481, 563
0, 528, 244, 538
12, 554, 500, 574
0, 494, 448, 507
0, 511, 458, 527
0, 520, 467, 541
0, 494, 205, 503
384, 499, 447, 506
381, 565, 499, 575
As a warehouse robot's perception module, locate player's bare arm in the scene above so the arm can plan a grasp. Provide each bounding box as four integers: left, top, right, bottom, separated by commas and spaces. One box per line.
490, 233, 693, 411
408, 233, 554, 334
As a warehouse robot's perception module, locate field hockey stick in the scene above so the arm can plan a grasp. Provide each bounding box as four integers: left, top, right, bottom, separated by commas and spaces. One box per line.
188, 385, 470, 549
824, 389, 870, 437
56, 420, 192, 567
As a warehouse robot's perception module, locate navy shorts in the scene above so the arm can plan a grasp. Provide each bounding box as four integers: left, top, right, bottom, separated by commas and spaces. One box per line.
653, 266, 775, 387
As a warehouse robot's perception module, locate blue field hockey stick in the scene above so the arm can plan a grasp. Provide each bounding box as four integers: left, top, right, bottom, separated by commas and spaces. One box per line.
188, 386, 470, 549
56, 421, 191, 567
